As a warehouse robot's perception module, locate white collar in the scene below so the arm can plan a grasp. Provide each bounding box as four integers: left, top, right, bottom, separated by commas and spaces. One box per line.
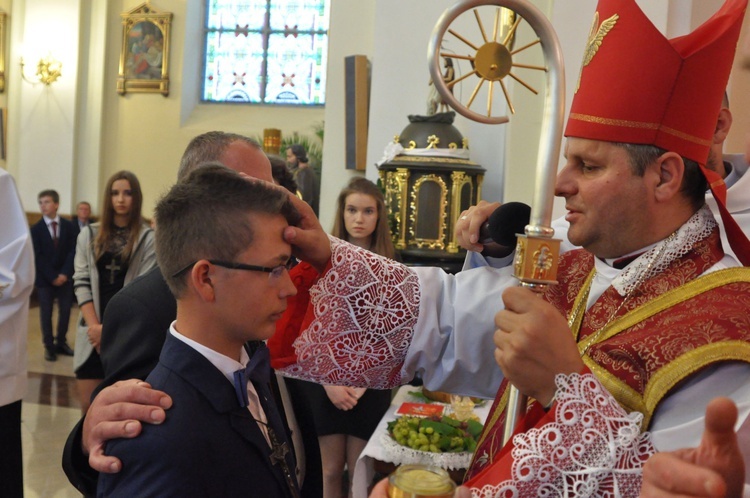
608, 206, 716, 296
169, 322, 250, 385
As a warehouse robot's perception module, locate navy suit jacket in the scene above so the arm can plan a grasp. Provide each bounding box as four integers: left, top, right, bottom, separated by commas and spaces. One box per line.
62, 266, 322, 498
30, 217, 78, 287
98, 334, 298, 498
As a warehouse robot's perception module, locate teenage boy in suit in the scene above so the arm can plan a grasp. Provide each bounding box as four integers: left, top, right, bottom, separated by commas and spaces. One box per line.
98, 164, 302, 497
63, 132, 322, 498
31, 189, 79, 361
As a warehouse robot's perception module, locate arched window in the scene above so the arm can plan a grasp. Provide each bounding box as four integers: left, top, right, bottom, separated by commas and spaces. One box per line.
202, 0, 330, 105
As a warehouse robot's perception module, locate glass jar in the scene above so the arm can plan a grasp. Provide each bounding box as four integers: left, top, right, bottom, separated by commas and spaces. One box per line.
387, 464, 457, 498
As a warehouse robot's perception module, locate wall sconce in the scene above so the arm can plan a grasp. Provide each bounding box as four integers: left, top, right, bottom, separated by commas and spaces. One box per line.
20, 55, 62, 85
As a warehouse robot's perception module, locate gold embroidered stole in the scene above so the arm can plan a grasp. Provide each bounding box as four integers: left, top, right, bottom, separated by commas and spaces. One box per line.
466, 230, 750, 480
579, 267, 750, 426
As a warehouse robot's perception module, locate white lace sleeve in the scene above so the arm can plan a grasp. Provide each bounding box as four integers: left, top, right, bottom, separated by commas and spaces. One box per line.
280, 237, 421, 389
468, 373, 655, 498
280, 237, 515, 398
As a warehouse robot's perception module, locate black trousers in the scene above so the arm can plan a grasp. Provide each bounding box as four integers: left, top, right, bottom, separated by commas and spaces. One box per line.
37, 281, 74, 349
0, 400, 23, 498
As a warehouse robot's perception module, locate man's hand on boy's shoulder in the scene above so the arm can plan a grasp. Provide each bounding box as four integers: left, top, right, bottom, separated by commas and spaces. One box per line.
83, 379, 172, 473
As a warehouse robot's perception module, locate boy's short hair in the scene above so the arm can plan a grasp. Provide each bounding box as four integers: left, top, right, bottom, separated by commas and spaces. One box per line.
38, 189, 59, 203
155, 163, 300, 296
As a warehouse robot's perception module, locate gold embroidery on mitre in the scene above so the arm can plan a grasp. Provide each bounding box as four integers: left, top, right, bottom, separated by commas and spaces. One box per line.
576, 12, 619, 93
568, 113, 713, 147
569, 112, 659, 130
659, 125, 713, 147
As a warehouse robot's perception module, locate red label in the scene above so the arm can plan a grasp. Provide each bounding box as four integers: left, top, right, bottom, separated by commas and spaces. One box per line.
396, 403, 445, 417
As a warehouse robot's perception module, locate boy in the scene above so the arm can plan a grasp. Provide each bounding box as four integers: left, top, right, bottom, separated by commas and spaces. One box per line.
98, 164, 301, 497
30, 189, 78, 361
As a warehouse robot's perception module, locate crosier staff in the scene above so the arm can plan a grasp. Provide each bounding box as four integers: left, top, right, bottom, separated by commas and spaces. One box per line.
427, 0, 566, 446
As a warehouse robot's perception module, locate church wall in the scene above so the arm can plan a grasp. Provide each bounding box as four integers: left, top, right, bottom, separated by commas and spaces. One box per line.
6, 0, 82, 214
97, 0, 327, 217
2, 0, 748, 225
727, 6, 750, 156
315, 0, 376, 230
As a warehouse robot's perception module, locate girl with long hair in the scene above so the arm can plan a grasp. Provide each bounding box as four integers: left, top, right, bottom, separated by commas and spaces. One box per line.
73, 171, 156, 413
331, 177, 395, 259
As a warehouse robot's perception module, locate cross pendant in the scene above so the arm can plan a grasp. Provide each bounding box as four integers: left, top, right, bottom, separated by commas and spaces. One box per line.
105, 259, 121, 284
267, 428, 299, 498
269, 437, 289, 466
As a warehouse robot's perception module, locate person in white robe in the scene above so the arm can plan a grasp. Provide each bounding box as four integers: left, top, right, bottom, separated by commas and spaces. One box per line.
0, 167, 35, 497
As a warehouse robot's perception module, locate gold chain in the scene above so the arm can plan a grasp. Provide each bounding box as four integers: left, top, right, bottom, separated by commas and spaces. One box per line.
575, 232, 677, 355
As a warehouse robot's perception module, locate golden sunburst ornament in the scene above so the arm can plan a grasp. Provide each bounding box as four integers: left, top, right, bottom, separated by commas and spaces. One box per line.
437, 7, 545, 117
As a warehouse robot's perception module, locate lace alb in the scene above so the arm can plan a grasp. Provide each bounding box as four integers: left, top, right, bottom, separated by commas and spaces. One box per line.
614, 206, 716, 296
280, 236, 421, 389
467, 372, 655, 498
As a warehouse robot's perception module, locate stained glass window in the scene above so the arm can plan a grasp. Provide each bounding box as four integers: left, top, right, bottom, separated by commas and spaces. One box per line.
203, 0, 330, 105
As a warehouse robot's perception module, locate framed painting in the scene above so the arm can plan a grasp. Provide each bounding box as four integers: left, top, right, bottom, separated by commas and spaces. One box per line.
117, 2, 172, 96
0, 108, 6, 159
0, 12, 6, 93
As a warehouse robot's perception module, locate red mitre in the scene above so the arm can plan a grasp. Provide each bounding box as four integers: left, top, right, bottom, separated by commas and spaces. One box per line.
565, 0, 745, 164
565, 0, 750, 265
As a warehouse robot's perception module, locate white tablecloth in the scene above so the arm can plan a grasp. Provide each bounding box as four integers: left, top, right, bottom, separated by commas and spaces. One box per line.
351, 385, 492, 498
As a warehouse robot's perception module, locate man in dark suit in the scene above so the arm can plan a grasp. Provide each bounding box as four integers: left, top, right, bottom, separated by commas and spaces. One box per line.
31, 189, 79, 361
75, 201, 92, 229
62, 132, 322, 497
98, 266, 176, 388
98, 165, 302, 496
286, 144, 319, 216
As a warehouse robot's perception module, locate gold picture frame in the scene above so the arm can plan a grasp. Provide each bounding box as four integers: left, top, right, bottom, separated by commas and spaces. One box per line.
0, 12, 6, 93
117, 2, 172, 96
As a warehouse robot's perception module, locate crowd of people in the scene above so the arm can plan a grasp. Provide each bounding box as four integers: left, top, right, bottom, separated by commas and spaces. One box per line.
1, 0, 750, 496
1, 136, 324, 497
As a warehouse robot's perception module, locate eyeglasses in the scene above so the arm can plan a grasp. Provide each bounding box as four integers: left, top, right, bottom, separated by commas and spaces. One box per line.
172, 259, 294, 279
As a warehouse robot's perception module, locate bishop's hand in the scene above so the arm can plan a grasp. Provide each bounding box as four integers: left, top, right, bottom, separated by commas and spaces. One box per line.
493, 286, 584, 406
641, 397, 744, 498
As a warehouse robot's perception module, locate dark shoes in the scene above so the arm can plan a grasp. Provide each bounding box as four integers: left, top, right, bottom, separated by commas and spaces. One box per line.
56, 342, 75, 356
45, 342, 73, 361
44, 348, 57, 362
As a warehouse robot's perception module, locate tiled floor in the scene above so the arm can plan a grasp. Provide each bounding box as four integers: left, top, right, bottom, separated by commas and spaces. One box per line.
22, 304, 83, 498
19, 305, 365, 497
